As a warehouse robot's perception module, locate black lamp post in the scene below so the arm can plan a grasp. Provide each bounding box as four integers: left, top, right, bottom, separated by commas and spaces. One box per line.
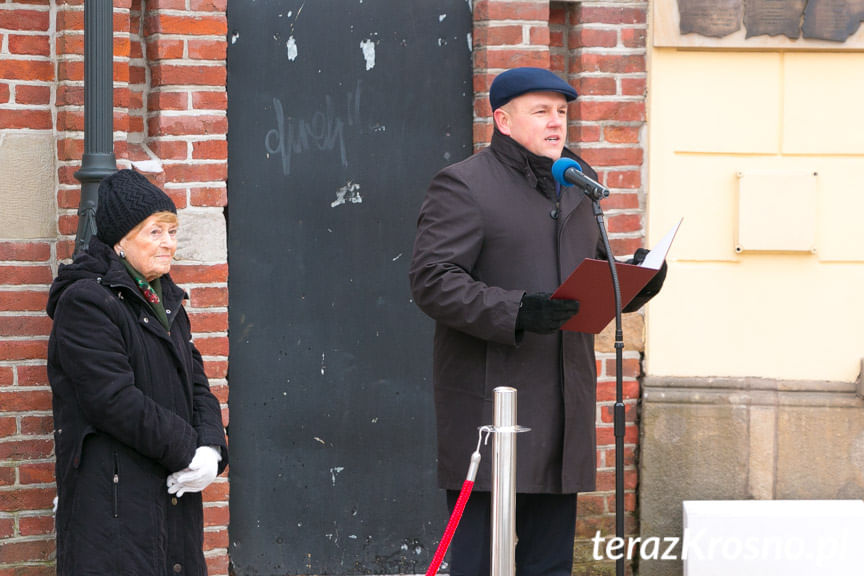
73, 0, 117, 255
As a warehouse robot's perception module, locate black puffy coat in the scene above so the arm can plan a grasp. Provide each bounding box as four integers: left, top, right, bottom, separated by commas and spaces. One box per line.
409, 130, 605, 494
46, 237, 228, 576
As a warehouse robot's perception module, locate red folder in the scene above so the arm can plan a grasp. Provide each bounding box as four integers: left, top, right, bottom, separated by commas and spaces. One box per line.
552, 220, 681, 334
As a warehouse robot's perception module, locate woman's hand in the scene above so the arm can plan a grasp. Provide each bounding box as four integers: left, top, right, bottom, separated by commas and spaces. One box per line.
166, 446, 221, 497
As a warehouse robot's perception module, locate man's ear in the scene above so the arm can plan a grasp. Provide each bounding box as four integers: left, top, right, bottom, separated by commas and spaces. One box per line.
493, 107, 511, 135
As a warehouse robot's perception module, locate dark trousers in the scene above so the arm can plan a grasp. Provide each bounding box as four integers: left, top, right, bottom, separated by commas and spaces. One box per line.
446, 490, 578, 576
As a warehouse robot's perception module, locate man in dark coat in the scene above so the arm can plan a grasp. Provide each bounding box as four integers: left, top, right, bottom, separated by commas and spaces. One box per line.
409, 67, 612, 576
47, 170, 228, 575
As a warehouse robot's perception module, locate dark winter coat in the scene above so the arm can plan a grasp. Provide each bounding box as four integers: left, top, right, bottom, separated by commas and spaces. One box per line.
409, 130, 605, 494
46, 237, 228, 576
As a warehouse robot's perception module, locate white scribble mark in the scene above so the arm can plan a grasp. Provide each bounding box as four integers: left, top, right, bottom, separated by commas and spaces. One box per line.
321, 352, 326, 375
331, 181, 362, 208
231, 32, 240, 44
286, 36, 298, 61
439, 14, 447, 22
360, 39, 376, 70
467, 32, 472, 52
314, 437, 326, 445
330, 466, 345, 486
392, 253, 402, 262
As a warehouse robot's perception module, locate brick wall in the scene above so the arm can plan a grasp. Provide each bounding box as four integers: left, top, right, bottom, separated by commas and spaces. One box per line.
474, 1, 648, 574
2, 0, 645, 574
0, 1, 229, 574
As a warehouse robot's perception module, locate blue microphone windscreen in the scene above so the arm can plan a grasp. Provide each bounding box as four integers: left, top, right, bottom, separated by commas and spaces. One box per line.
552, 158, 581, 187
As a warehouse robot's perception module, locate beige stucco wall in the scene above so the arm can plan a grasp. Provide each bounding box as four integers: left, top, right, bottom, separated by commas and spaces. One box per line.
639, 18, 864, 576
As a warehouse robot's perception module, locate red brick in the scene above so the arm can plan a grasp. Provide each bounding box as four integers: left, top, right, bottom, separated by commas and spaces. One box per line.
19, 514, 55, 536
203, 503, 229, 527
577, 492, 607, 516
577, 54, 645, 75
130, 63, 147, 85
57, 59, 84, 82
190, 186, 227, 207
162, 162, 227, 183
193, 336, 229, 357
148, 114, 227, 137
171, 264, 228, 285
0, 563, 58, 576
20, 415, 53, 436
0, 316, 52, 337
605, 170, 641, 189
0, 10, 50, 31
578, 6, 646, 26
204, 359, 227, 379
600, 400, 638, 424
569, 124, 602, 143
621, 27, 647, 48
573, 76, 616, 96
188, 38, 226, 60
0, 388, 52, 412
58, 214, 78, 235
56, 108, 84, 131
8, 35, 51, 56
56, 8, 84, 31
202, 477, 229, 501
56, 32, 85, 56
596, 379, 640, 402
0, 242, 50, 262
579, 146, 643, 167
605, 125, 641, 144
203, 527, 228, 550
151, 64, 226, 87
17, 365, 47, 388
18, 462, 55, 486
149, 91, 188, 111
189, 286, 228, 307
621, 77, 646, 97
149, 140, 188, 161
57, 137, 85, 161
0, 516, 14, 538
0, 83, 9, 103
149, 0, 187, 8
205, 552, 230, 576
571, 28, 618, 49
0, 340, 48, 362
56, 84, 84, 106
475, 1, 549, 22
601, 191, 640, 210
192, 91, 227, 111
577, 100, 645, 123
0, 367, 13, 387
145, 13, 227, 36
595, 468, 638, 492
475, 48, 549, 70
191, 0, 228, 10
0, 265, 52, 286
0, 439, 55, 463
192, 139, 227, 160
147, 37, 184, 60
0, 109, 52, 130
528, 25, 549, 45
57, 240, 75, 261
0, 536, 55, 563
474, 25, 524, 47
187, 311, 228, 333
609, 237, 643, 256
210, 383, 228, 404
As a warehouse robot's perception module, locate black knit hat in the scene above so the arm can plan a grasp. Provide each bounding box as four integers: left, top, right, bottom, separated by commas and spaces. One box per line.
95, 169, 177, 247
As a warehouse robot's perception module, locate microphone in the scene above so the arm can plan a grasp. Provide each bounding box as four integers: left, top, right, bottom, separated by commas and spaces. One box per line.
552, 158, 610, 201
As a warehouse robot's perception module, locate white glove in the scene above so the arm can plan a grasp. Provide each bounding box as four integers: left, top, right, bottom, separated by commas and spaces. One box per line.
167, 446, 221, 497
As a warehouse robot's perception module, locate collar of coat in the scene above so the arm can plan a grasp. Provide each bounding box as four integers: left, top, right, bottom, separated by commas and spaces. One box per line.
490, 128, 579, 201
47, 236, 187, 322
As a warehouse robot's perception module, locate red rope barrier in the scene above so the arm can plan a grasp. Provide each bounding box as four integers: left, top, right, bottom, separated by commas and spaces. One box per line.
425, 478, 475, 576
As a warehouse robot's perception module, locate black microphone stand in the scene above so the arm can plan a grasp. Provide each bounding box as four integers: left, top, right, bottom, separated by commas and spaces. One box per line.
590, 196, 626, 576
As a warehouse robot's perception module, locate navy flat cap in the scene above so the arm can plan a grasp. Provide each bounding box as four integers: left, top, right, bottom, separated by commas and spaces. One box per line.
489, 67, 578, 110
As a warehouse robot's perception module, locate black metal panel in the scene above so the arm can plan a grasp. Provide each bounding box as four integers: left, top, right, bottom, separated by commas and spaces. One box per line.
226, 1, 473, 573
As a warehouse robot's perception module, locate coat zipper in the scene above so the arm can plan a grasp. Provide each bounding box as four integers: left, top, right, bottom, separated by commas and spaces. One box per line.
112, 451, 120, 518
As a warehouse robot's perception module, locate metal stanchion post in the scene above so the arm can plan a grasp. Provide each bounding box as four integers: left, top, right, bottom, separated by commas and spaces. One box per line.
491, 387, 517, 576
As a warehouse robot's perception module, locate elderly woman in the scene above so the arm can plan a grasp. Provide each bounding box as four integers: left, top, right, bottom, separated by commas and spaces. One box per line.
46, 169, 228, 575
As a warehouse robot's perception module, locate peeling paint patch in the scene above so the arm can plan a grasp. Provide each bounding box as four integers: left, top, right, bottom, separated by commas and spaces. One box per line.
286, 36, 298, 61
320, 352, 326, 375
330, 466, 345, 486
360, 39, 376, 70
231, 32, 240, 44
331, 181, 362, 208
467, 32, 472, 51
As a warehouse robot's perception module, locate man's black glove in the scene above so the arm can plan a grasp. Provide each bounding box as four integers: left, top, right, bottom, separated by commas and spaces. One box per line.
515, 292, 580, 334
623, 248, 668, 313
